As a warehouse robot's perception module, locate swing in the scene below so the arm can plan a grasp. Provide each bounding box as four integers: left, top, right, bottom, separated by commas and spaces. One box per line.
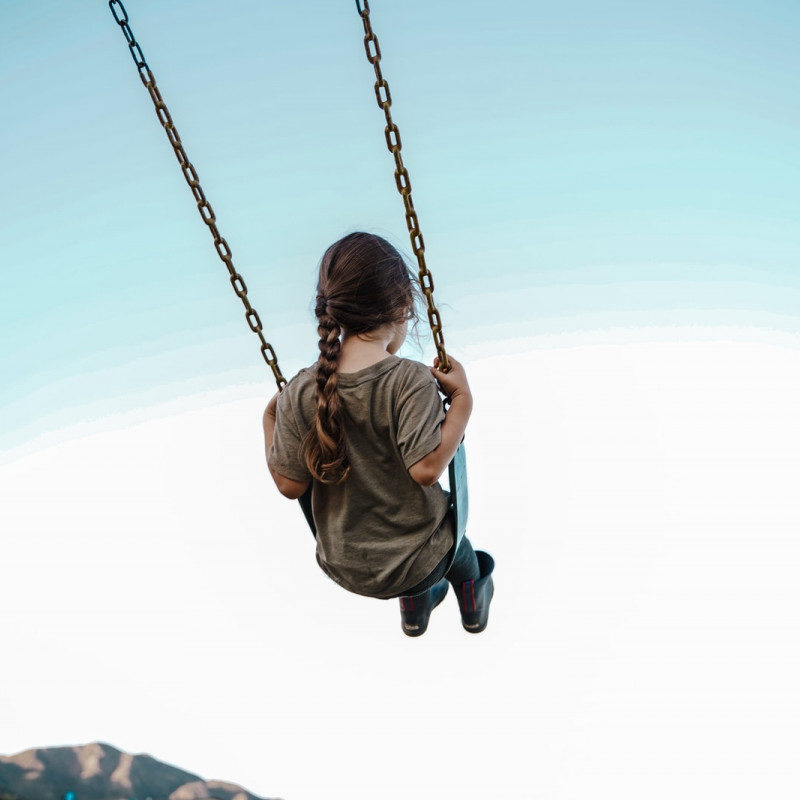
107, 0, 469, 550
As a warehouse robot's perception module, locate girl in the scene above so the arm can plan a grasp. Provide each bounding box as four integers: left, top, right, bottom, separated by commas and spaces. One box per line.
262, 232, 495, 636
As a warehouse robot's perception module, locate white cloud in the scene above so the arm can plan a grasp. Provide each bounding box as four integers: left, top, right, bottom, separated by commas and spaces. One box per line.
1, 329, 799, 799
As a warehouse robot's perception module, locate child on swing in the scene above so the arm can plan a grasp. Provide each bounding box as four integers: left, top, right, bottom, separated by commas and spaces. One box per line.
262, 232, 495, 635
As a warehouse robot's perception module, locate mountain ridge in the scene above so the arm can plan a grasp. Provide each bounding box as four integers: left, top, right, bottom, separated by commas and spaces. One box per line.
0, 743, 273, 800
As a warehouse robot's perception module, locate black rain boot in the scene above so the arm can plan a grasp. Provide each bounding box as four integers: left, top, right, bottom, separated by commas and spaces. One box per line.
399, 578, 449, 637
457, 550, 495, 633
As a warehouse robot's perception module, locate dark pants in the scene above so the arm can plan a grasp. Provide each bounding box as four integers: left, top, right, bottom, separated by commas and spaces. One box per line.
398, 535, 480, 597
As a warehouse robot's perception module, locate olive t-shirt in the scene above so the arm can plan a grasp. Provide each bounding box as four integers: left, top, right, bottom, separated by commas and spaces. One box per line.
268, 354, 453, 599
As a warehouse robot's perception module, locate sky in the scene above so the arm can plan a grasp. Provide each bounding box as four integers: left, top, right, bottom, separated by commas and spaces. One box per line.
2, 1, 800, 798
2, 0, 800, 450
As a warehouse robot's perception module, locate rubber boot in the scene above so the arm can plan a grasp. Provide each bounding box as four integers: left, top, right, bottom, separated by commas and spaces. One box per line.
457, 550, 495, 633
399, 578, 449, 637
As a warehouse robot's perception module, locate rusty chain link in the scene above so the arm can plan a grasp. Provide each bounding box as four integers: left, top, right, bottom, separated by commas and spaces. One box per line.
355, 0, 451, 373
108, 0, 287, 390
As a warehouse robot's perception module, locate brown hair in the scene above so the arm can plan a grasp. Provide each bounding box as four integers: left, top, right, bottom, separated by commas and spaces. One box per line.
302, 232, 419, 484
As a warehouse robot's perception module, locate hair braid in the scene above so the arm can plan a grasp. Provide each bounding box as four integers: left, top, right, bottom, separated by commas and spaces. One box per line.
301, 232, 420, 486
302, 310, 350, 484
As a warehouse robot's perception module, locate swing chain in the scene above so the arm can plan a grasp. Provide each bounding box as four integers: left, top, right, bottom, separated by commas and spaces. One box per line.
355, 0, 451, 373
108, 0, 287, 391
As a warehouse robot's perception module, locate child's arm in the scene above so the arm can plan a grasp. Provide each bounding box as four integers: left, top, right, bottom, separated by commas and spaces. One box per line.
408, 355, 473, 487
263, 392, 311, 500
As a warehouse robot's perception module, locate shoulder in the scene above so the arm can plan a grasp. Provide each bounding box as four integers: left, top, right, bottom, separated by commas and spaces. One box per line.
287, 365, 317, 390
391, 357, 439, 399
395, 357, 435, 383
277, 366, 317, 417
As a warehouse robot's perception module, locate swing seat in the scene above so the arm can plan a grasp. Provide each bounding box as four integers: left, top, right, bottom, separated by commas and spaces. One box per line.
448, 440, 469, 552
297, 484, 316, 536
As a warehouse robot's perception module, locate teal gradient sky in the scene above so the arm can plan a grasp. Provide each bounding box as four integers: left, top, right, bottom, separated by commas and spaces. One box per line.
2, 0, 800, 449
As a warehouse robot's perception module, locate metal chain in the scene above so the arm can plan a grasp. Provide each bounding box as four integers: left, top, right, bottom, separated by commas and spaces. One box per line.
355, 0, 451, 373
108, 0, 287, 390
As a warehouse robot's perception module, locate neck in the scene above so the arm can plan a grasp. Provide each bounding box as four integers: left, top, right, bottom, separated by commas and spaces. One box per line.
338, 328, 395, 373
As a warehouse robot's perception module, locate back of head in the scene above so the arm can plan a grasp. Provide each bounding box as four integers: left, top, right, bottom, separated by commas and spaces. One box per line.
302, 232, 417, 484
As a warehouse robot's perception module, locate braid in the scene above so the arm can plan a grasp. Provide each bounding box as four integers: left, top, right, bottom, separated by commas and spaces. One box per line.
302, 311, 350, 484
302, 232, 419, 484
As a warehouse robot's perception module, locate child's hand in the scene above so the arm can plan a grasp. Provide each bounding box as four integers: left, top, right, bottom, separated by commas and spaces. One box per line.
430, 355, 471, 401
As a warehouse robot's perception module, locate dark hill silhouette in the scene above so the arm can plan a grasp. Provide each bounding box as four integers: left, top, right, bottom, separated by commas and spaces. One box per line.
0, 743, 273, 800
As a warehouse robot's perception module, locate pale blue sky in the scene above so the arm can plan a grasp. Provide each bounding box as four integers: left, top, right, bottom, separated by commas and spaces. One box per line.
2, 0, 800, 448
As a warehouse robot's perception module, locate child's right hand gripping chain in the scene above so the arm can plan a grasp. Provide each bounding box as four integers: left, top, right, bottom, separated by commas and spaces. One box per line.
430, 355, 472, 403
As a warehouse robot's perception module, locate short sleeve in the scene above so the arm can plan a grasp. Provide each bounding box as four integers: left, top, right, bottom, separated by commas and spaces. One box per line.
396, 369, 446, 469
268, 388, 312, 483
